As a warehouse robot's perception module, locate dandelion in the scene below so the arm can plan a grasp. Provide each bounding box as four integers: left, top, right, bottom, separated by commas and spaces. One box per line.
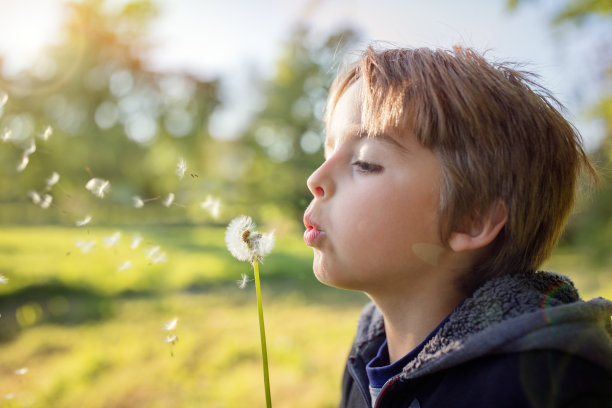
76, 215, 92, 227
16, 155, 29, 172
75, 239, 96, 253
27, 191, 41, 205
103, 231, 121, 247
201, 195, 221, 219
85, 178, 110, 198
162, 193, 175, 207
39, 194, 53, 209
46, 172, 60, 187
163, 317, 178, 331
133, 196, 144, 208
14, 368, 28, 375
225, 215, 275, 408
0, 274, 8, 284
41, 125, 53, 141
117, 260, 132, 272
130, 233, 142, 249
176, 158, 187, 179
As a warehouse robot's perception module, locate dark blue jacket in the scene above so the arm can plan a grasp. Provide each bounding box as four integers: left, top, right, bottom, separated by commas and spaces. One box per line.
340, 271, 612, 408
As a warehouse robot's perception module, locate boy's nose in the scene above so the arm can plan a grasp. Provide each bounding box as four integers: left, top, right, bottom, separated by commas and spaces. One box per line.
307, 166, 328, 198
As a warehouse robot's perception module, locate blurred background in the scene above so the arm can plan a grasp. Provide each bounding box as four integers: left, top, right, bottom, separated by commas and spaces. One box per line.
0, 0, 610, 406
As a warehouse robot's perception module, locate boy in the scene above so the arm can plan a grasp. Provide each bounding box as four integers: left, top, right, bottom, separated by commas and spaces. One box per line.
303, 46, 612, 408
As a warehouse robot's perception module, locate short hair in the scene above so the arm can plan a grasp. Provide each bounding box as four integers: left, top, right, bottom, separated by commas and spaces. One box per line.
325, 46, 597, 291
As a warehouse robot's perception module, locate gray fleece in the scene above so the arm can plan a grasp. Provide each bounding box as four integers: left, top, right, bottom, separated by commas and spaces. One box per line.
352, 271, 612, 381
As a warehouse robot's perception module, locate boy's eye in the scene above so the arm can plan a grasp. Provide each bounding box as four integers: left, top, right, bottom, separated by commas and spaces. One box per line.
352, 160, 383, 173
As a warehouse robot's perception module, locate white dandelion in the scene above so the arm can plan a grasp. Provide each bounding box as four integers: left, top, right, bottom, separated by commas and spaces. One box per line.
0, 128, 11, 142
14, 367, 28, 375
163, 317, 178, 331
46, 172, 60, 187
75, 239, 96, 254
39, 194, 53, 209
85, 178, 110, 198
117, 260, 132, 272
237, 273, 251, 289
130, 233, 142, 249
0, 274, 8, 284
23, 139, 36, 156
16, 155, 29, 172
75, 215, 92, 227
103, 231, 121, 247
27, 191, 41, 205
176, 158, 187, 179
162, 193, 175, 208
132, 196, 144, 208
41, 125, 53, 141
201, 195, 221, 219
225, 215, 275, 263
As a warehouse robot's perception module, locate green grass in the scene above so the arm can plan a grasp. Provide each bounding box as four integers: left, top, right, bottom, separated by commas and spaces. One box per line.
0, 225, 610, 407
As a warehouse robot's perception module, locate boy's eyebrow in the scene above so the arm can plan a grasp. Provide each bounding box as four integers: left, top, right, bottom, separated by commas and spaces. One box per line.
325, 126, 411, 155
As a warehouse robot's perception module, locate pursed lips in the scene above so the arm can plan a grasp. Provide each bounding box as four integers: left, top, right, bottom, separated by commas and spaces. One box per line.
303, 212, 324, 247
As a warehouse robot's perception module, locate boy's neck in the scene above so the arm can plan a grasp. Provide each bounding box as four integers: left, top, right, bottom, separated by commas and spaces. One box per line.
371, 281, 466, 364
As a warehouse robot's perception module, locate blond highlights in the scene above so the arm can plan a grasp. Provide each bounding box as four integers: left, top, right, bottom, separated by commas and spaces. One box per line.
325, 46, 597, 290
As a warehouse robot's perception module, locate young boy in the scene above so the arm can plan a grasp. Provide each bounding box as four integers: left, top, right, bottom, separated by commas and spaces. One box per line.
303, 46, 612, 408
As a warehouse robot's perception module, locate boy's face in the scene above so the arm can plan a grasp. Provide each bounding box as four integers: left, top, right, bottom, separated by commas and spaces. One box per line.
304, 81, 445, 295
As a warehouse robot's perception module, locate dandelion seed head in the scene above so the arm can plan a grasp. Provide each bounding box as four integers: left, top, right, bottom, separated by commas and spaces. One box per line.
117, 260, 132, 272
103, 231, 121, 247
85, 178, 110, 198
39, 194, 53, 209
46, 172, 60, 187
225, 215, 275, 263
75, 239, 96, 253
176, 158, 187, 179
201, 195, 221, 218
76, 215, 92, 227
162, 193, 175, 208
16, 155, 29, 172
14, 368, 28, 375
132, 196, 144, 208
163, 317, 178, 331
0, 274, 8, 284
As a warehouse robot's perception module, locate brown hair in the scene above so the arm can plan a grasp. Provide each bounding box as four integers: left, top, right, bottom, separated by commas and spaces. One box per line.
325, 46, 597, 291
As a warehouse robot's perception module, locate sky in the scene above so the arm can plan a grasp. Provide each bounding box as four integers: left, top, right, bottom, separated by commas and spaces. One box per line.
0, 0, 607, 148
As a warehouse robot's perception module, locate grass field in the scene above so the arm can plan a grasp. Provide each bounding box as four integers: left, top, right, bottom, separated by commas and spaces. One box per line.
0, 225, 610, 407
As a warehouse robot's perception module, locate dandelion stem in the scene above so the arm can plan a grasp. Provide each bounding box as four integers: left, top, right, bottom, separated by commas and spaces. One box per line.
253, 260, 272, 408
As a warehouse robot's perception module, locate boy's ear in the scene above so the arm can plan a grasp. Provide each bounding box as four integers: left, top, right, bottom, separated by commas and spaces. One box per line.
448, 200, 507, 253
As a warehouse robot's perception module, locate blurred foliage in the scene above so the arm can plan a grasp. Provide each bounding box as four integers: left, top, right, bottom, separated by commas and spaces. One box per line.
510, 0, 612, 269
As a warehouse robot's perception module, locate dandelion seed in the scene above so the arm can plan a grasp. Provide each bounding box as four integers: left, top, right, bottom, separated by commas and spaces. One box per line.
0, 128, 11, 142
237, 273, 250, 289
144, 245, 160, 260
75, 239, 96, 253
46, 172, 60, 187
0, 91, 7, 107
41, 125, 53, 141
130, 233, 142, 249
85, 178, 110, 198
39, 194, 53, 209
164, 334, 178, 344
163, 317, 178, 331
103, 231, 121, 247
201, 195, 221, 219
16, 155, 29, 172
225, 215, 275, 263
14, 368, 28, 375
75, 215, 92, 227
27, 191, 41, 205
0, 274, 8, 284
176, 158, 187, 179
23, 139, 36, 156
151, 252, 167, 264
162, 193, 175, 208
117, 260, 132, 272
130, 234, 142, 250
4, 393, 14, 400
132, 196, 144, 208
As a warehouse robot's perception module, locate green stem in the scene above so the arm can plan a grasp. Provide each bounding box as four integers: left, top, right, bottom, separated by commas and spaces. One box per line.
253, 261, 272, 408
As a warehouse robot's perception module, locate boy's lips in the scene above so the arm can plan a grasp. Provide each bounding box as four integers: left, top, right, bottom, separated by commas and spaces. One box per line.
303, 213, 324, 247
